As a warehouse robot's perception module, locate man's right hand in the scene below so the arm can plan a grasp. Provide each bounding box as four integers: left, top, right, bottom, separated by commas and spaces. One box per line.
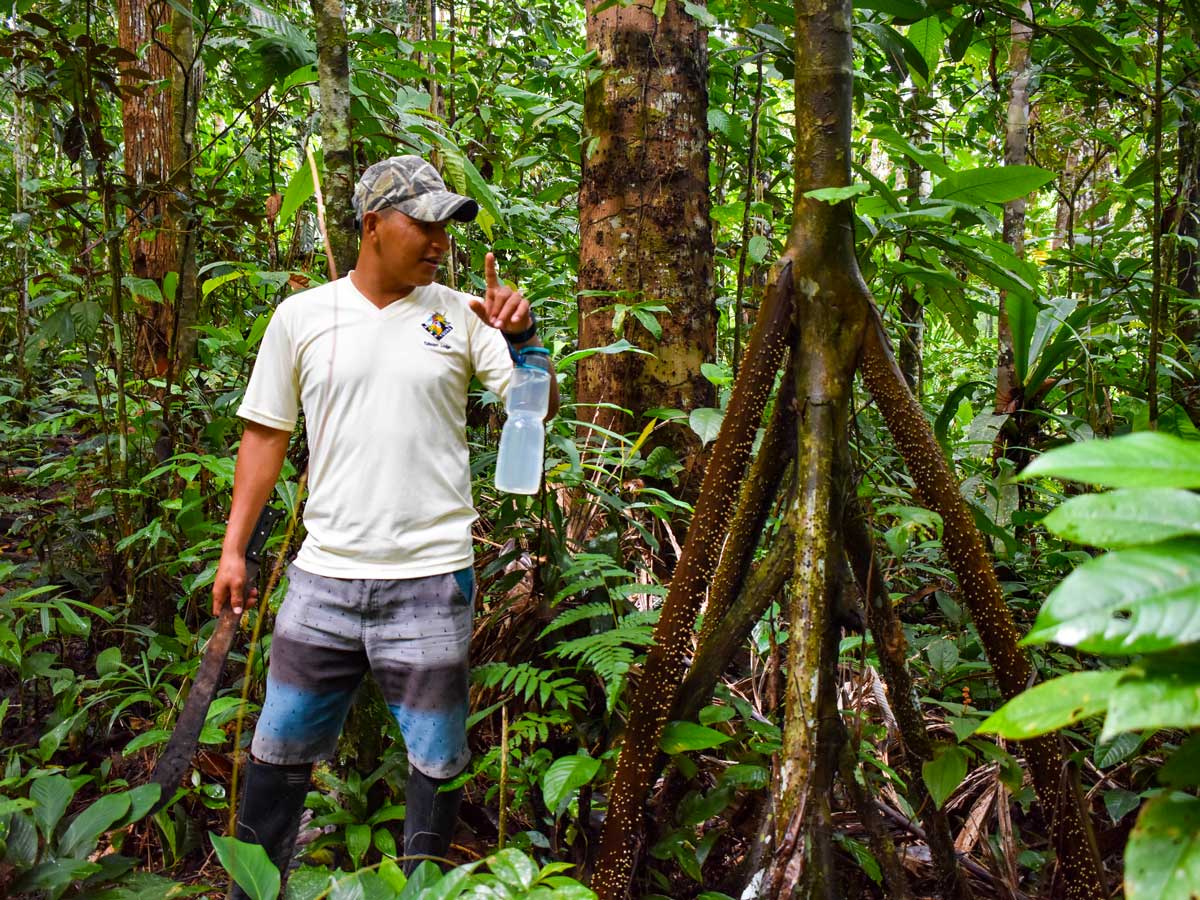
212, 552, 258, 617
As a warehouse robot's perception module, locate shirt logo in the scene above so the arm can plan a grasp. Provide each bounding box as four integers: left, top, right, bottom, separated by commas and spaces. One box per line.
422, 312, 453, 341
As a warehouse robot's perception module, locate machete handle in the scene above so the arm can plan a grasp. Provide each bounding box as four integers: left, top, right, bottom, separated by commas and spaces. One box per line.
242, 505, 284, 587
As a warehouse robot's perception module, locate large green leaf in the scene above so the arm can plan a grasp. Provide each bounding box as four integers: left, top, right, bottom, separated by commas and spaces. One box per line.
922, 744, 967, 809
211, 833, 281, 900
58, 792, 131, 859
976, 670, 1122, 739
542, 753, 602, 815
489, 848, 538, 891
1022, 539, 1200, 654
1104, 652, 1200, 739
688, 408, 724, 446
1006, 293, 1038, 385
1019, 432, 1200, 488
1125, 793, 1200, 900
277, 156, 316, 225
906, 17, 943, 84
1043, 489, 1200, 548
30, 775, 77, 838
660, 721, 730, 754
930, 165, 1057, 205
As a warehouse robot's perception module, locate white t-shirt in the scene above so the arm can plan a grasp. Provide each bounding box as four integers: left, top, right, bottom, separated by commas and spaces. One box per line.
237, 275, 513, 578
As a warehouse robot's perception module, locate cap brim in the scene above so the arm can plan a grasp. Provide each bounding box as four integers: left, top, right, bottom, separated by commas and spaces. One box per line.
396, 192, 479, 224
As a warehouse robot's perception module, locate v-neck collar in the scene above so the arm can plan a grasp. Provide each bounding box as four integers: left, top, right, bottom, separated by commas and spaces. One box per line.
344, 271, 426, 317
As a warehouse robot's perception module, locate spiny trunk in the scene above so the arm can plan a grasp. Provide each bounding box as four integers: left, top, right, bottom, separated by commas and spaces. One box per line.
843, 500, 973, 900
589, 263, 793, 899
313, 0, 357, 278
576, 0, 715, 497
858, 310, 1106, 900
768, 5, 869, 896
995, 5, 1032, 420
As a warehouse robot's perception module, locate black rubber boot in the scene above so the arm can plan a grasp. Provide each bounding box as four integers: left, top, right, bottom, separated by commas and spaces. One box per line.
229, 759, 312, 900
403, 766, 463, 875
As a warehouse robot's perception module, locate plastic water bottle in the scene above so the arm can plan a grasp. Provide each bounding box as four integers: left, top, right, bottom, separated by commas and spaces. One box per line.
495, 348, 552, 494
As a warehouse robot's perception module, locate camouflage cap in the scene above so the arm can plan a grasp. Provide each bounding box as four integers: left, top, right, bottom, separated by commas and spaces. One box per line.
352, 155, 479, 224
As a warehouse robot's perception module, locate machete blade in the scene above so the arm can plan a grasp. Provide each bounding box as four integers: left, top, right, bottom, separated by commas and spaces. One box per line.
148, 505, 283, 813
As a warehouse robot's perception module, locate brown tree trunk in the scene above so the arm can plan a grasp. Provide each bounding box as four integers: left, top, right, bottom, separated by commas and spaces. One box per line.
995, 4, 1032, 420
118, 0, 200, 380
859, 314, 1106, 900
576, 0, 716, 495
897, 89, 928, 396
313, 0, 357, 278
589, 265, 793, 899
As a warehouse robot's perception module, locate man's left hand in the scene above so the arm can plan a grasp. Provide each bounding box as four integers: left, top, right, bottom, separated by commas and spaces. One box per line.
469, 252, 532, 336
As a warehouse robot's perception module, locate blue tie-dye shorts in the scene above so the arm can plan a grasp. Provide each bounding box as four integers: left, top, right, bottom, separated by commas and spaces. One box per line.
250, 563, 475, 779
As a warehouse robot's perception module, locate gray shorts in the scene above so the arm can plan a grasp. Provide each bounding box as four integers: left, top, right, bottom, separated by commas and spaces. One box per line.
251, 563, 475, 779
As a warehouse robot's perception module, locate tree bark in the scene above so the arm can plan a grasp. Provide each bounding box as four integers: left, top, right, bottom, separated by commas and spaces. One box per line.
313, 0, 358, 278
772, 7, 868, 894
858, 311, 1106, 900
995, 4, 1032, 420
576, 0, 716, 495
589, 264, 793, 899
118, 0, 201, 380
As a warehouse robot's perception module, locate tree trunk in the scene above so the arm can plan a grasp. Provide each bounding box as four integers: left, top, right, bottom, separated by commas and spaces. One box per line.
897, 88, 928, 396
589, 264, 793, 899
995, 4, 1032, 420
118, 0, 200, 380
770, 5, 868, 894
313, 0, 358, 278
1174, 85, 1200, 425
858, 313, 1107, 900
575, 0, 716, 495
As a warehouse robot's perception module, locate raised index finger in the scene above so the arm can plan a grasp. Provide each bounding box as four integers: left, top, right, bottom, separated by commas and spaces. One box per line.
485, 252, 500, 290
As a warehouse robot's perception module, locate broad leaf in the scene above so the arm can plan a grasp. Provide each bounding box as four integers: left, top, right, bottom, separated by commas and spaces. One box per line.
689, 407, 724, 446
976, 670, 1122, 739
1006, 293, 1038, 385
1125, 793, 1200, 900
277, 155, 316, 225
542, 753, 602, 815
660, 721, 730, 753
211, 833, 281, 900
31, 774, 76, 838
1019, 432, 1200, 488
1022, 539, 1200, 654
802, 183, 869, 204
1043, 489, 1200, 548
1103, 652, 1200, 739
59, 792, 131, 859
906, 17, 942, 83
922, 744, 967, 809
489, 848, 538, 891
931, 165, 1056, 205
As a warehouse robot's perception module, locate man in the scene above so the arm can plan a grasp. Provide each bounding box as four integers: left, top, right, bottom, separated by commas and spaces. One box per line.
211, 155, 558, 888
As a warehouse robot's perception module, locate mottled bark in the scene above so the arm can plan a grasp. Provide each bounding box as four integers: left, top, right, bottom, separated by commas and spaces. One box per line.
313, 0, 357, 277
576, 0, 715, 495
771, 9, 868, 897
858, 311, 1106, 900
590, 264, 793, 899
117, 0, 202, 380
897, 90, 928, 395
995, 4, 1031, 419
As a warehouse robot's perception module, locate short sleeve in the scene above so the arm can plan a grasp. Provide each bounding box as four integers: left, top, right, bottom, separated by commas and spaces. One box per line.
237, 307, 299, 431
468, 307, 513, 401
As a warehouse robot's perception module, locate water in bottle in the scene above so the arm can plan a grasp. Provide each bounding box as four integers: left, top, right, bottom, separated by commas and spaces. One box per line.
495, 348, 551, 494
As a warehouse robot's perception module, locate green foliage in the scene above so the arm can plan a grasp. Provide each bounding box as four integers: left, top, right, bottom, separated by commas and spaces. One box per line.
986, 433, 1200, 898
211, 834, 280, 900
